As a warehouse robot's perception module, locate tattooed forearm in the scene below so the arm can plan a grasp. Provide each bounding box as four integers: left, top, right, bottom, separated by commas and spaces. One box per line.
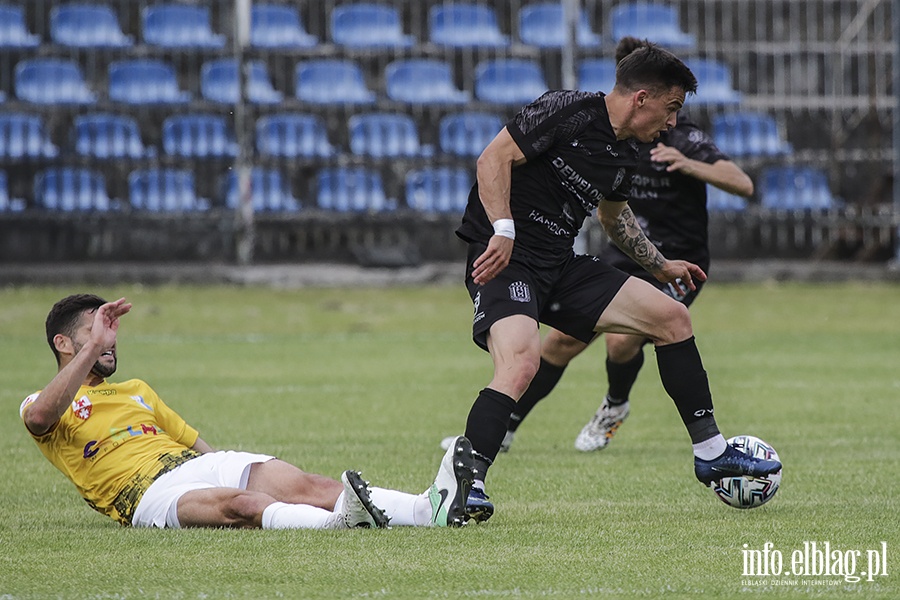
605, 205, 665, 273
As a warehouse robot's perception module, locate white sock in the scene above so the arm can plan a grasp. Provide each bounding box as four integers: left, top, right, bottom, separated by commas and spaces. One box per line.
369, 487, 431, 527
692, 434, 728, 460
261, 501, 343, 530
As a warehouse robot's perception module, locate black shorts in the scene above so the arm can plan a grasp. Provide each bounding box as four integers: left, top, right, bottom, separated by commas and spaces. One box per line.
465, 244, 630, 351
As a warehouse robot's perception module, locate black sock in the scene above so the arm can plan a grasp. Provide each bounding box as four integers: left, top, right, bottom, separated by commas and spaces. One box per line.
606, 350, 644, 405
655, 336, 720, 444
507, 358, 566, 431
465, 388, 517, 481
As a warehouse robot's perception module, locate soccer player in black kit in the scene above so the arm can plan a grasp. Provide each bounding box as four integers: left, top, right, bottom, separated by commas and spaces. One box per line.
500, 37, 756, 455
453, 42, 780, 523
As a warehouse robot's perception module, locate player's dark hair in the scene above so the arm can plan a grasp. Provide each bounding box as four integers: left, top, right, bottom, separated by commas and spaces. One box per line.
615, 41, 697, 96
45, 294, 106, 364
615, 36, 648, 64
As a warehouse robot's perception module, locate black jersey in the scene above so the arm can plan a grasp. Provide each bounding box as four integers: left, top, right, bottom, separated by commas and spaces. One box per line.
456, 90, 639, 269
601, 119, 729, 271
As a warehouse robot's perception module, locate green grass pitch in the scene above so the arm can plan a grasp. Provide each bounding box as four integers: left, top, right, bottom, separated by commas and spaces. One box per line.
0, 282, 897, 599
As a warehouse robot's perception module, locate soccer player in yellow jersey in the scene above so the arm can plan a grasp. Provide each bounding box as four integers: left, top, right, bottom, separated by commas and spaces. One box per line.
21, 294, 475, 529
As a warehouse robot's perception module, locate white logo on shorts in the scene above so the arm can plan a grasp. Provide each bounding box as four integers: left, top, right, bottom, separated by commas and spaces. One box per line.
509, 281, 531, 303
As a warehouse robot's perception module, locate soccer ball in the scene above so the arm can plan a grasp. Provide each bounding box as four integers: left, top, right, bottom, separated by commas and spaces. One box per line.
710, 435, 782, 509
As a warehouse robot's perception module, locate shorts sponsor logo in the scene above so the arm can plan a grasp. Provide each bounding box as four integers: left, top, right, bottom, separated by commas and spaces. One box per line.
473, 291, 485, 324
72, 396, 92, 420
509, 281, 531, 303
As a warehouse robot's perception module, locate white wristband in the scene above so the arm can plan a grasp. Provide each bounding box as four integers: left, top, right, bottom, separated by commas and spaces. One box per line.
492, 218, 515, 240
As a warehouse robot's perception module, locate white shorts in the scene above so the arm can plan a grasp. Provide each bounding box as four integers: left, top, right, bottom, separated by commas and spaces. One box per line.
132, 450, 275, 528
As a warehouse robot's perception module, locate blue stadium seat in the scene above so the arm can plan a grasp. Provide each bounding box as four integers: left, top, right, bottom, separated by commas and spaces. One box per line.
256, 113, 334, 158
0, 5, 40, 48
162, 114, 238, 158
15, 59, 97, 105
706, 185, 748, 212
74, 113, 154, 159
405, 167, 472, 213
225, 168, 301, 212
429, 4, 509, 47
759, 166, 839, 211
50, 4, 133, 48
519, 3, 600, 48
610, 3, 695, 49
251, 3, 317, 48
201, 59, 283, 105
143, 4, 225, 48
712, 112, 792, 158
385, 59, 470, 104
109, 59, 191, 105
129, 169, 209, 212
34, 168, 114, 212
349, 113, 431, 158
317, 167, 394, 212
439, 112, 502, 157
0, 171, 25, 212
685, 58, 741, 105
475, 59, 548, 105
0, 113, 59, 159
296, 60, 376, 104
331, 3, 414, 48
578, 59, 617, 92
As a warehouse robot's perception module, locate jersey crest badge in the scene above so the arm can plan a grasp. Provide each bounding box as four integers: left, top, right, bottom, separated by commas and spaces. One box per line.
72, 396, 93, 420
509, 281, 531, 303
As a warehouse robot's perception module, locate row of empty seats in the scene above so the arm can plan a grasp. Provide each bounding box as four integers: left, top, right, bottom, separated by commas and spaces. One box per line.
1, 2, 695, 50
0, 164, 840, 214
4, 55, 742, 107
1, 110, 793, 161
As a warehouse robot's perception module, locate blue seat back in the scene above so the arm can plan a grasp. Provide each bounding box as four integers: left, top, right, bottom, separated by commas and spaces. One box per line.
519, 3, 600, 48
129, 169, 207, 212
706, 185, 748, 212
332, 3, 413, 47
685, 59, 741, 105
35, 168, 112, 211
295, 60, 376, 104
712, 112, 792, 158
578, 59, 617, 92
0, 113, 59, 158
201, 59, 283, 104
256, 113, 334, 158
109, 59, 191, 104
162, 114, 238, 157
759, 166, 838, 211
439, 112, 502, 157
74, 113, 151, 159
0, 5, 40, 48
251, 4, 317, 48
475, 59, 548, 104
429, 4, 509, 47
406, 167, 472, 213
51, 4, 132, 47
226, 168, 300, 212
610, 2, 696, 48
317, 167, 391, 212
349, 113, 423, 158
385, 59, 470, 104
143, 4, 225, 48
15, 59, 96, 104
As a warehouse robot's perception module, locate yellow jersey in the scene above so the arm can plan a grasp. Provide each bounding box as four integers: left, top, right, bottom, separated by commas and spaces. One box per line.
20, 378, 200, 526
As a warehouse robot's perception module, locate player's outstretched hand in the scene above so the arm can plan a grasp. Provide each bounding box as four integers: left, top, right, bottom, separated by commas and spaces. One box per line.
472, 236, 514, 285
654, 260, 707, 292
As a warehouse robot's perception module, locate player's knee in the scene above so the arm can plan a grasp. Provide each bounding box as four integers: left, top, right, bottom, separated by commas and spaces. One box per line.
223, 492, 270, 528
658, 301, 693, 343
606, 334, 643, 363
543, 330, 586, 365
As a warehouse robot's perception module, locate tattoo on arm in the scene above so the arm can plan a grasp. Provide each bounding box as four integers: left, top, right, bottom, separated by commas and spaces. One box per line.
608, 205, 665, 273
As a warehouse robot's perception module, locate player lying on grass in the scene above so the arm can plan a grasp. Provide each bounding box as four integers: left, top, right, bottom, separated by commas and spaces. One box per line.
21, 294, 475, 530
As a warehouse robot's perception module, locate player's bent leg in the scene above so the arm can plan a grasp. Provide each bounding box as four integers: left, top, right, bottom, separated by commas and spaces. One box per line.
176, 487, 277, 528
246, 459, 343, 511
595, 277, 692, 345
542, 328, 590, 366
485, 314, 542, 398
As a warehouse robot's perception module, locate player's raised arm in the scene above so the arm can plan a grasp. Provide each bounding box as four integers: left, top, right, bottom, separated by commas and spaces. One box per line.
471, 127, 527, 285
24, 298, 131, 436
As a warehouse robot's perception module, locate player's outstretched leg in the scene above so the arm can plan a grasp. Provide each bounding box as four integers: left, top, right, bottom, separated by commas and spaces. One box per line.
340, 470, 390, 528
574, 395, 630, 452
428, 435, 476, 527
694, 445, 783, 485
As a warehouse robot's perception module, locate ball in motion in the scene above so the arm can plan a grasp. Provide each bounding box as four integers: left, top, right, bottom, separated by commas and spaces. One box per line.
710, 435, 782, 509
